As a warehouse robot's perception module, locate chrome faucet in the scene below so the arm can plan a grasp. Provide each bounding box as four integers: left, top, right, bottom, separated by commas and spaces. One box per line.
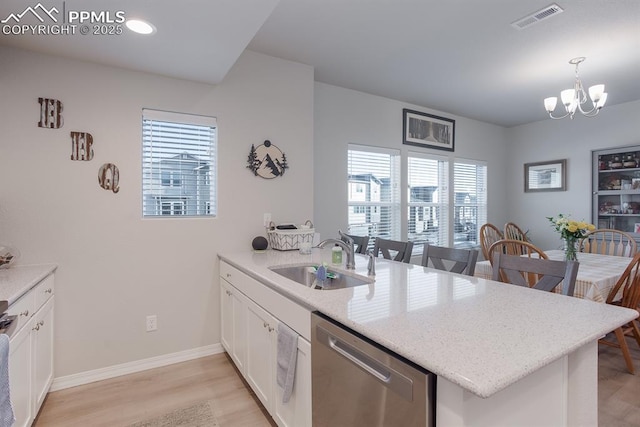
317, 230, 355, 269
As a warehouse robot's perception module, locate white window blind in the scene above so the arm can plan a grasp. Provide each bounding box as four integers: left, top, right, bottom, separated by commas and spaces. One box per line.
347, 144, 401, 244
453, 159, 487, 249
408, 153, 449, 250
142, 109, 217, 217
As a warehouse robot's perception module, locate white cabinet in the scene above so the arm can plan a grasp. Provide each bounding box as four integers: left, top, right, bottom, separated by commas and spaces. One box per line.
32, 297, 54, 411
8, 313, 32, 427
219, 261, 311, 427
7, 272, 55, 427
246, 301, 277, 412
220, 279, 246, 372
273, 337, 311, 427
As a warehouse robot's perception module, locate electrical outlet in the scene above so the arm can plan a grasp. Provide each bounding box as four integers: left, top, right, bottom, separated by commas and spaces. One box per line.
146, 315, 157, 332
263, 213, 271, 227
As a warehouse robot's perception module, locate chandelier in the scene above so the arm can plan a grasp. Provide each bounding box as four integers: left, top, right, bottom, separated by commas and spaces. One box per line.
543, 57, 607, 120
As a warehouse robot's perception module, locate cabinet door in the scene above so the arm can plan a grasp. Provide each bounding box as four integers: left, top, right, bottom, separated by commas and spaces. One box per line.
9, 318, 33, 427
273, 337, 312, 427
220, 279, 247, 373
220, 280, 234, 353
246, 300, 277, 413
32, 297, 54, 414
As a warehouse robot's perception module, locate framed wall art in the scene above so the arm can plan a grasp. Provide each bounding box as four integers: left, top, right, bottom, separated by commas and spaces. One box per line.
524, 159, 566, 192
402, 109, 455, 152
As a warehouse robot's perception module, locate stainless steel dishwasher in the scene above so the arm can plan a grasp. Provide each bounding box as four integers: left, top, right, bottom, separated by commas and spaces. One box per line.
311, 312, 435, 427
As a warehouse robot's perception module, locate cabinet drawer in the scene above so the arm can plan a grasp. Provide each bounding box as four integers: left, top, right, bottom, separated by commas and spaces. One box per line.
7, 291, 35, 336
34, 274, 55, 309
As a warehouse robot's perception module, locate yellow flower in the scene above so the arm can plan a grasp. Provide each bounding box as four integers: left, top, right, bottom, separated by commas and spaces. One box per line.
587, 224, 596, 231
567, 224, 578, 233
578, 221, 587, 229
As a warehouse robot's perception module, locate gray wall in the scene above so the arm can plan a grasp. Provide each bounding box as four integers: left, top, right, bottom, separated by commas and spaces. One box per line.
505, 100, 640, 251
0, 46, 314, 377
313, 82, 509, 244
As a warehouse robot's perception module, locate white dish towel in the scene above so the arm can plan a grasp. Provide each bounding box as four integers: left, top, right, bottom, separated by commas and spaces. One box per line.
276, 322, 299, 404
0, 334, 15, 427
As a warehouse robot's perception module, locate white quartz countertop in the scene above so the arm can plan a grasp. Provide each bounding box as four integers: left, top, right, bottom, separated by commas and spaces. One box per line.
0, 264, 58, 305
219, 248, 638, 398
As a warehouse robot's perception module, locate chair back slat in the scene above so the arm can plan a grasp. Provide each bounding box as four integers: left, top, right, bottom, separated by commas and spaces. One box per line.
421, 244, 479, 276
480, 223, 503, 261
579, 229, 637, 258
342, 234, 370, 255
504, 222, 529, 242
373, 238, 414, 263
491, 251, 578, 296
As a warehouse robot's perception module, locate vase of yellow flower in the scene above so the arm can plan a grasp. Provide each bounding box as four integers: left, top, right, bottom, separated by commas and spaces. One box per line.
547, 214, 596, 261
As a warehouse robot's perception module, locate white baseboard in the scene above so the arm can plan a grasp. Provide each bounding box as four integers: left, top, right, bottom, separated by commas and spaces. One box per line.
50, 343, 225, 392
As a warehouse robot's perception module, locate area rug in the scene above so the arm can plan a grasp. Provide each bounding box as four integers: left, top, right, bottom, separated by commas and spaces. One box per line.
128, 400, 219, 427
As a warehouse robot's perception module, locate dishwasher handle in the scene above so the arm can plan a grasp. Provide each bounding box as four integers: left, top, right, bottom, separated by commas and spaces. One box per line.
329, 334, 390, 383
315, 324, 415, 401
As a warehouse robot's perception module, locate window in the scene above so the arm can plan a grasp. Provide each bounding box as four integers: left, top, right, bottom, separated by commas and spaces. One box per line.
345, 146, 487, 254
142, 109, 217, 217
407, 153, 449, 249
161, 171, 181, 187
159, 199, 186, 216
453, 159, 487, 249
347, 145, 401, 244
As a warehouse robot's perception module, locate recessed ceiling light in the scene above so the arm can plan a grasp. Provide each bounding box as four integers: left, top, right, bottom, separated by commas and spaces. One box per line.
126, 19, 156, 35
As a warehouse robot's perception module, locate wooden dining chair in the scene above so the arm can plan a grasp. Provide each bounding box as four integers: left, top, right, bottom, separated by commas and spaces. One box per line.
491, 251, 579, 296
480, 223, 503, 261
421, 243, 479, 276
372, 238, 414, 263
504, 222, 530, 243
598, 252, 640, 374
341, 234, 370, 255
487, 239, 547, 263
578, 229, 637, 258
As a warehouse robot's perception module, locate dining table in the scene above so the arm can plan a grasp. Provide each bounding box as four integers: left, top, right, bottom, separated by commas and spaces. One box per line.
474, 249, 633, 303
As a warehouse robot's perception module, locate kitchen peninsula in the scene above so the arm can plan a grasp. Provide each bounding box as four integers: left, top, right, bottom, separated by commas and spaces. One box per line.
219, 248, 637, 427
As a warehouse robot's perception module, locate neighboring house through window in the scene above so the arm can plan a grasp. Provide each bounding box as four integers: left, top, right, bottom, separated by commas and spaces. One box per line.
142, 109, 217, 217
347, 145, 401, 246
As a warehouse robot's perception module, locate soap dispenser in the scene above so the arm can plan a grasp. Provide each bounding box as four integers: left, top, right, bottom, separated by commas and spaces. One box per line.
332, 245, 343, 265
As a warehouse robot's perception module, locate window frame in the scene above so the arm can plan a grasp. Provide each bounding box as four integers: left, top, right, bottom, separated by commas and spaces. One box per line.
347, 144, 401, 245
346, 145, 488, 256
141, 109, 217, 218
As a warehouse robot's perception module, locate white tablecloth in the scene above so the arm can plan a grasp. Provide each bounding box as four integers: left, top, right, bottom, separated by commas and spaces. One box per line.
474, 250, 632, 302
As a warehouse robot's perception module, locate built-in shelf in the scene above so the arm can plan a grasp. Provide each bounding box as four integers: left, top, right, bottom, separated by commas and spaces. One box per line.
593, 145, 640, 239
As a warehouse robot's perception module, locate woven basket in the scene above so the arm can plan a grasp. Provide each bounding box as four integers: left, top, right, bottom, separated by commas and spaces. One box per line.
267, 220, 314, 251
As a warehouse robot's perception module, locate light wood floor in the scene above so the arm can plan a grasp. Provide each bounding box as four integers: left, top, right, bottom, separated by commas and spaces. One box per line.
34, 353, 276, 427
34, 343, 640, 427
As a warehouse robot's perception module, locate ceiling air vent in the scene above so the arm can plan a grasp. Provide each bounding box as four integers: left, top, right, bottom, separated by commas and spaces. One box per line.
511, 3, 564, 30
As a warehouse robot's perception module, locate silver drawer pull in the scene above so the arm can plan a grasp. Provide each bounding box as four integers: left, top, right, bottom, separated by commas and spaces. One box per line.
45, 288, 53, 294
20, 310, 29, 317
32, 324, 40, 331
226, 273, 232, 278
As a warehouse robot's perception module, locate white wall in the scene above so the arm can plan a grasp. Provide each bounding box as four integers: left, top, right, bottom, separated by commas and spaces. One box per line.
505, 100, 640, 250
313, 82, 509, 242
0, 46, 314, 377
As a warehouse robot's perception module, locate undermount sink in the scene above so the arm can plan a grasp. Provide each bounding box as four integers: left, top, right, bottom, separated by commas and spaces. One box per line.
269, 264, 373, 290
